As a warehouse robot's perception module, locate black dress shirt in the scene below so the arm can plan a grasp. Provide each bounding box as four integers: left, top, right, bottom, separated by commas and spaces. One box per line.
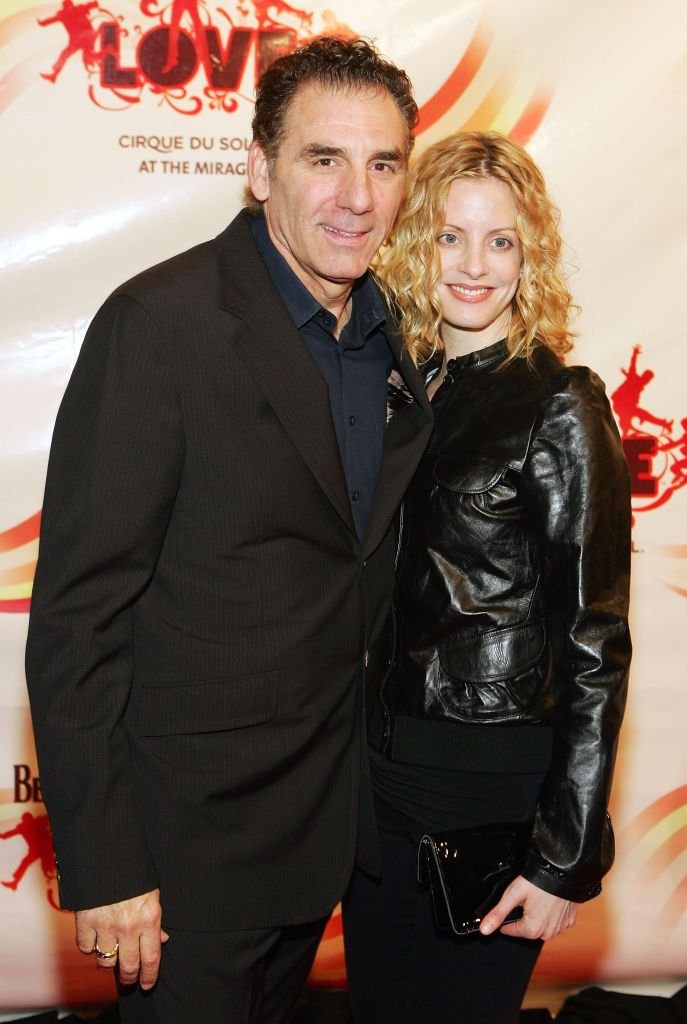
250, 213, 393, 539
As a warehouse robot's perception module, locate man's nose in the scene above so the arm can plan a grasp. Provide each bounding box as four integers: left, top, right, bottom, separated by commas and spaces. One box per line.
337, 165, 374, 214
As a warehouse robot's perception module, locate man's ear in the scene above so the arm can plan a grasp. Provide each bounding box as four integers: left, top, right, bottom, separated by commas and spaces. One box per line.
247, 141, 270, 203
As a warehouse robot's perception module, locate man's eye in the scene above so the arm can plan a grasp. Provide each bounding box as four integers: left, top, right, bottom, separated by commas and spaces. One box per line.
371, 162, 395, 174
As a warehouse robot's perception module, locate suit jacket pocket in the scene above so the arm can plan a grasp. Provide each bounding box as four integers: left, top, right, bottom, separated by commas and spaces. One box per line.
136, 671, 278, 736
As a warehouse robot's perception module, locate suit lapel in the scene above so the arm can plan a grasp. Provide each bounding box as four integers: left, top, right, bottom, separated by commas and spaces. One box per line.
363, 326, 433, 558
214, 213, 356, 537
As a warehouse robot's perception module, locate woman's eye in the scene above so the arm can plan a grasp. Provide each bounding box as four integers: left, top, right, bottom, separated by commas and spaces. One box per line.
492, 237, 512, 249
438, 233, 458, 245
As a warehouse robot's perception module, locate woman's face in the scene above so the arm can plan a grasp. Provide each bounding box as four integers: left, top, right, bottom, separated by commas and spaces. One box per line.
436, 177, 522, 357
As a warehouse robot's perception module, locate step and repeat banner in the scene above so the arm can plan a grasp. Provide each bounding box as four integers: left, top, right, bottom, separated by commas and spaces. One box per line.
1, 0, 686, 1009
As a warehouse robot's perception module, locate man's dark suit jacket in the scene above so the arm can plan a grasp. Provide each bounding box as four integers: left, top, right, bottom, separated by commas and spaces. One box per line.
25, 210, 433, 931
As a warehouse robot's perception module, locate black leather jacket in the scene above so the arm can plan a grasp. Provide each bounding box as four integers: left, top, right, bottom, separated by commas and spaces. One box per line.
373, 339, 632, 902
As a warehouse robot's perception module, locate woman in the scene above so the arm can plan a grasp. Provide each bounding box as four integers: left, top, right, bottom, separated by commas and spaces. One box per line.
343, 132, 631, 1023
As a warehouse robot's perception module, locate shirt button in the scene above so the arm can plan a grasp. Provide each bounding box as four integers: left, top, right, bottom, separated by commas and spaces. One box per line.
351, 490, 360, 502
349, 415, 356, 426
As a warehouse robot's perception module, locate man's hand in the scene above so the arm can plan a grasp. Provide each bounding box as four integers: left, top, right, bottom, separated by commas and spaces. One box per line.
479, 875, 577, 941
75, 888, 169, 989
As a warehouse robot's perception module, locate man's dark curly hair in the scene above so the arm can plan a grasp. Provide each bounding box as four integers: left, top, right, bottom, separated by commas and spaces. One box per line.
252, 36, 418, 165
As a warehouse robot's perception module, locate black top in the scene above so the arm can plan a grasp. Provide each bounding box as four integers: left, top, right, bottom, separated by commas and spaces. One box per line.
370, 747, 546, 833
251, 213, 393, 539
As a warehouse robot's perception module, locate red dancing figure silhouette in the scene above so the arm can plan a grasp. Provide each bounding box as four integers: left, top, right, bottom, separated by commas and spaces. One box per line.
163, 0, 211, 75
238, 0, 312, 30
38, 0, 99, 84
610, 344, 673, 438
0, 812, 56, 891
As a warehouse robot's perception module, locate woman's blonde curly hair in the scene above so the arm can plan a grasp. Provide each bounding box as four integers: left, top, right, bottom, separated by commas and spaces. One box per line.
375, 131, 576, 366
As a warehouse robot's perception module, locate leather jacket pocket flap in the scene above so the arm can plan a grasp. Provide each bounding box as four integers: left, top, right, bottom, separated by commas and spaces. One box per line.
433, 457, 506, 494
137, 672, 278, 736
439, 621, 546, 683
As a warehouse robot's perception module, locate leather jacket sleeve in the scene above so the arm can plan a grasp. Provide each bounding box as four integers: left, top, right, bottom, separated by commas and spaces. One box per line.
518, 366, 631, 902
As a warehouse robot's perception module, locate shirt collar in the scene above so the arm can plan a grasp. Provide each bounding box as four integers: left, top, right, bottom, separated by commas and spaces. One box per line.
250, 211, 387, 338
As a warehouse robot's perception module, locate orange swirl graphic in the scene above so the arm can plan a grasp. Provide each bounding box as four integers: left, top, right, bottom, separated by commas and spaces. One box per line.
0, 6, 53, 114
0, 511, 41, 613
416, 17, 491, 134
308, 902, 346, 986
415, 12, 552, 146
621, 786, 687, 931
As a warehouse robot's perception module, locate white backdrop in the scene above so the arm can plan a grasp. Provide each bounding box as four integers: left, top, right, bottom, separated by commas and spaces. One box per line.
1, 0, 686, 1008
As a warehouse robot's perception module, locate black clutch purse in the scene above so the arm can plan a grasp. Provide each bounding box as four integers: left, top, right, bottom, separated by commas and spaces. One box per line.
417, 822, 531, 936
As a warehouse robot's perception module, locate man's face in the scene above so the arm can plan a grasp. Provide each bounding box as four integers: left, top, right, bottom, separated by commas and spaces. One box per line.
248, 83, 408, 311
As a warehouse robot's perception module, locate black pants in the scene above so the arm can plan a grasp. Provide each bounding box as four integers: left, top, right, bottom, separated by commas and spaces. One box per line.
343, 800, 541, 1024
117, 916, 327, 1024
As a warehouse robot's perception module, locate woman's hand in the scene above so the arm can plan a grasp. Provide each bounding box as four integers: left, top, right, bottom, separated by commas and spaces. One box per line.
479, 875, 577, 941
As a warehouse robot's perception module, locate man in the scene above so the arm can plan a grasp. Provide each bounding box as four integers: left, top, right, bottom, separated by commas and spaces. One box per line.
25, 36, 432, 1023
